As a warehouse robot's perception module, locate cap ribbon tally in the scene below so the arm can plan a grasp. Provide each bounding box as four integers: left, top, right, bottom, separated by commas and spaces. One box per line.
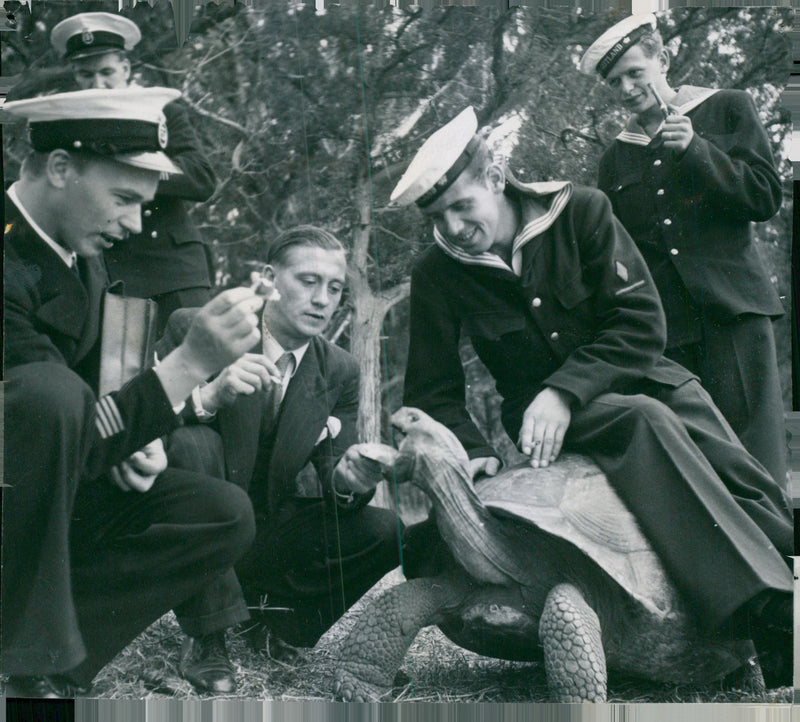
596, 24, 651, 78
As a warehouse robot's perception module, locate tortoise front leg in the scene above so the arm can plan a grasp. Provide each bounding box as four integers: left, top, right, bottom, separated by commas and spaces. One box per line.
334, 576, 469, 702
539, 583, 607, 702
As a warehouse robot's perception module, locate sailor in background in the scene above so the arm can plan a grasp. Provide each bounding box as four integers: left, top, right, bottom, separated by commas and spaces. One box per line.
50, 11, 216, 333
582, 13, 787, 490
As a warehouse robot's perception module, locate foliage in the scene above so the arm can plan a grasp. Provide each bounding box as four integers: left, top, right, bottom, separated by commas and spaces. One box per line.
2, 2, 792, 438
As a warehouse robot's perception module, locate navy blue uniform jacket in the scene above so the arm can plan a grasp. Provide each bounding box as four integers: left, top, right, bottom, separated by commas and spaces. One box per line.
4, 198, 180, 479
598, 88, 784, 345
403, 183, 694, 459
103, 99, 216, 297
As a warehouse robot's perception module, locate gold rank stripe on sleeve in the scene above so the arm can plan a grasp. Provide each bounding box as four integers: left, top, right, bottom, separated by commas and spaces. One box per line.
94, 395, 125, 439
5, 223, 14, 234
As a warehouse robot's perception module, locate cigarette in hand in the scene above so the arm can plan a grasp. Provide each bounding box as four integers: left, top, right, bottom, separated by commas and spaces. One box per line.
647, 83, 669, 120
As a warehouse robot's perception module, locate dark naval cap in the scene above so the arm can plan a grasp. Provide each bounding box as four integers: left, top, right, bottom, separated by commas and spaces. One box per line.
51, 12, 141, 60
2, 87, 182, 175
390, 106, 481, 208
580, 14, 658, 77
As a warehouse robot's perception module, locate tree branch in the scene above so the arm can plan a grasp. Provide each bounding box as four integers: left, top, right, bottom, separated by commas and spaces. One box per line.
378, 280, 411, 313
181, 94, 249, 136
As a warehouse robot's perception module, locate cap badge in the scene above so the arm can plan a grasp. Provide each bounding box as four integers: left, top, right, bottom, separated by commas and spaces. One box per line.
158, 116, 168, 149
81, 29, 94, 46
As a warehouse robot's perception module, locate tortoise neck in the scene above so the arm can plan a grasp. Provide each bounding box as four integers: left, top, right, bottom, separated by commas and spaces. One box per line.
417, 458, 528, 586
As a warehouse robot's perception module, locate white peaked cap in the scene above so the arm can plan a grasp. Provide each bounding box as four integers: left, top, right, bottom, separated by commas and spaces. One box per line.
391, 106, 480, 207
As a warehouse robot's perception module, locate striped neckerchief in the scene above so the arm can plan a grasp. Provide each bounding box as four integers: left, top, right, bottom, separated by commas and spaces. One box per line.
616, 85, 720, 147
433, 176, 573, 277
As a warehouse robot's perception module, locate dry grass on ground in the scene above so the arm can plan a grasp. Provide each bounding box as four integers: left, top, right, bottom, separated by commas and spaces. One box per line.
88, 569, 792, 704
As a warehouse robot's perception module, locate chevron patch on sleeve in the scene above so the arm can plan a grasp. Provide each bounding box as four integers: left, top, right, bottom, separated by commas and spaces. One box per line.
95, 395, 125, 439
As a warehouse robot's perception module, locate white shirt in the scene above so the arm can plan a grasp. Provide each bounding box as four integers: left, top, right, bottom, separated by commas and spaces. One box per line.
261, 323, 309, 403
8, 183, 78, 269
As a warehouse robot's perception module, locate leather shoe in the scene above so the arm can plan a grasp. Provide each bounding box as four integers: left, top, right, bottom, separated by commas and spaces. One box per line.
4, 674, 89, 698
179, 632, 236, 694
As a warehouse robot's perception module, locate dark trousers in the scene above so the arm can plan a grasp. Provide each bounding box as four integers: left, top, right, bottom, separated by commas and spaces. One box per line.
167, 425, 402, 647
1, 363, 255, 685
566, 379, 793, 629
238, 499, 401, 647
665, 314, 787, 490
166, 426, 251, 637
405, 379, 792, 633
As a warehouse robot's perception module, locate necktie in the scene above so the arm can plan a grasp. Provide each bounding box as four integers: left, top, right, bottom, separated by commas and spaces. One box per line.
264, 352, 295, 430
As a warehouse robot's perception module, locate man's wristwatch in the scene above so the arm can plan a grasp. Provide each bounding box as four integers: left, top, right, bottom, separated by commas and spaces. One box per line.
332, 480, 356, 505
191, 382, 216, 422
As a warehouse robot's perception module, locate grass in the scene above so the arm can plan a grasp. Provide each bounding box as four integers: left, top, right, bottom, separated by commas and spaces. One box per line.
86, 569, 793, 704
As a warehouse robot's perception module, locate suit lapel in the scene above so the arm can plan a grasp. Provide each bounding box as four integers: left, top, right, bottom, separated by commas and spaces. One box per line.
267, 340, 334, 511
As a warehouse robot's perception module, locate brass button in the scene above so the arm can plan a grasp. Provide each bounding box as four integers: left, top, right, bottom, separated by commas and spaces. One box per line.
653, 159, 662, 167
550, 331, 559, 341
532, 297, 542, 308
151, 231, 158, 239
663, 218, 672, 226
670, 248, 679, 256
143, 209, 153, 218
656, 188, 665, 196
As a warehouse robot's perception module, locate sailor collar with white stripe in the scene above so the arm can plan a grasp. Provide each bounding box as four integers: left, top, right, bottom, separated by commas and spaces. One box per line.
616, 86, 720, 146
7, 182, 78, 269
433, 177, 572, 277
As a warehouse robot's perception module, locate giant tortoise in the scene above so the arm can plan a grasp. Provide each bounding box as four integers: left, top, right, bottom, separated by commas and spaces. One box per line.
333, 407, 762, 702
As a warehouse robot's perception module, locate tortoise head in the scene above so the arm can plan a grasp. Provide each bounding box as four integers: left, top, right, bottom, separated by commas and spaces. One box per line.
389, 407, 471, 491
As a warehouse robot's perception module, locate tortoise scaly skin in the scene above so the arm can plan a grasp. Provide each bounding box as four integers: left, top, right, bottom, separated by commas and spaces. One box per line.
333, 408, 763, 703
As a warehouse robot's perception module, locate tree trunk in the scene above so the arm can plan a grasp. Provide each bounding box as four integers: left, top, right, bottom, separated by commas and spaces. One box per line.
349, 173, 410, 508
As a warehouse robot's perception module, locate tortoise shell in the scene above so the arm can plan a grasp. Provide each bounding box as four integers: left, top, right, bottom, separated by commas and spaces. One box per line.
475, 453, 679, 619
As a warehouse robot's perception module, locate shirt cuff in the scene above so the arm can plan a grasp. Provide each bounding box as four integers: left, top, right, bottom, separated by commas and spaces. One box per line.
191, 383, 217, 422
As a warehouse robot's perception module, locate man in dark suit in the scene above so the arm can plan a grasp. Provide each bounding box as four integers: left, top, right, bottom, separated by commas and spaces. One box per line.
161, 226, 401, 693
582, 14, 787, 490
393, 107, 793, 684
1, 87, 263, 697
50, 12, 216, 332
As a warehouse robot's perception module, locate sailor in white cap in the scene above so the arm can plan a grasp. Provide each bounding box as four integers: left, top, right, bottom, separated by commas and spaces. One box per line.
395, 106, 793, 692
2, 87, 261, 698
49, 11, 217, 338
51, 11, 141, 61
583, 14, 788, 572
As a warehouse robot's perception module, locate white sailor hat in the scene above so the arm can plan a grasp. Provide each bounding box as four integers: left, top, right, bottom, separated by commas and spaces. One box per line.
579, 14, 658, 77
51, 12, 141, 60
2, 87, 182, 175
390, 106, 481, 207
